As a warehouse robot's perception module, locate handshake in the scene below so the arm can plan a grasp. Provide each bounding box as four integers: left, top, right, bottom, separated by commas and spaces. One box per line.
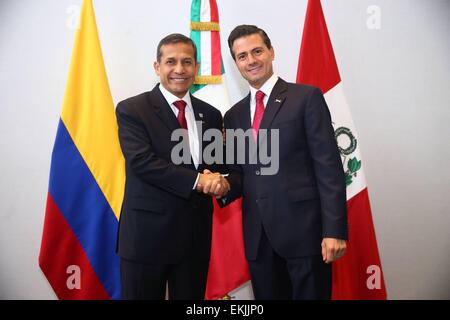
196, 169, 230, 199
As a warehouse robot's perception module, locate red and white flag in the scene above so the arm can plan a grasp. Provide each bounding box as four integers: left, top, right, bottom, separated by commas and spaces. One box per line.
297, 0, 387, 299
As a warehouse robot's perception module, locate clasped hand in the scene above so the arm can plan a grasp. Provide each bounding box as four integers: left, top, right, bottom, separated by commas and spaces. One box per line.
196, 169, 230, 199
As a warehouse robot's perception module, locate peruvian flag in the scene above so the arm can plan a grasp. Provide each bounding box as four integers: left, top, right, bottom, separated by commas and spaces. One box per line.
297, 0, 387, 299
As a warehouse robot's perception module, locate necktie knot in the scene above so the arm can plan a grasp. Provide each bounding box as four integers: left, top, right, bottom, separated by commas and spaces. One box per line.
256, 90, 265, 103
173, 100, 187, 112
173, 100, 188, 130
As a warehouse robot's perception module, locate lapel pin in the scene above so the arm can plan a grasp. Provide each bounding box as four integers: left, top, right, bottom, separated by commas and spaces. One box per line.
199, 113, 204, 118
275, 99, 282, 103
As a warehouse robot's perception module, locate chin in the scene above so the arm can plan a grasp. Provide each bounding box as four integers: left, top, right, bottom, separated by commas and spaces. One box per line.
249, 74, 262, 81
172, 86, 188, 93
249, 78, 262, 86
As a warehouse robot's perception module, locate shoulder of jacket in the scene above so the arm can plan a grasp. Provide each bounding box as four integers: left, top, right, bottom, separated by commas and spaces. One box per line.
117, 91, 151, 112
191, 95, 222, 119
224, 95, 249, 121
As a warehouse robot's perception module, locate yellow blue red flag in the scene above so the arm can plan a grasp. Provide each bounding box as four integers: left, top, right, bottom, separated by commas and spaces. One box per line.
39, 0, 125, 299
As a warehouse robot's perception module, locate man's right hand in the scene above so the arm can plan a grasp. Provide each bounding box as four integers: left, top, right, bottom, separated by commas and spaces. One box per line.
196, 169, 230, 198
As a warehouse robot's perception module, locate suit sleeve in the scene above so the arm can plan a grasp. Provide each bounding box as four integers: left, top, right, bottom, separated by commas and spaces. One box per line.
116, 101, 198, 200
304, 88, 348, 240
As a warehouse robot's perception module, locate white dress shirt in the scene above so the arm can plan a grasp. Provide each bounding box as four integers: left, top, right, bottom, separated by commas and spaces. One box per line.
159, 84, 200, 168
249, 73, 279, 123
159, 85, 201, 188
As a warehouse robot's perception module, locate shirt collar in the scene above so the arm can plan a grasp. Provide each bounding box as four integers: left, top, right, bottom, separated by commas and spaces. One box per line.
249, 73, 279, 101
158, 84, 193, 110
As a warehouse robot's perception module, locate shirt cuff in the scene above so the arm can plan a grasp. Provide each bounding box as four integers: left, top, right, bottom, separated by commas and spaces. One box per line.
192, 173, 200, 190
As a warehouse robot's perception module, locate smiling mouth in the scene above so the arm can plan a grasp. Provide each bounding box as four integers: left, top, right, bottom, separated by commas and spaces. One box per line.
247, 66, 261, 73
170, 77, 189, 83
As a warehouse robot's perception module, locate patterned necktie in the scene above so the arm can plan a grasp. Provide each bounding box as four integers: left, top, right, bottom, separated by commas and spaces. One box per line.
252, 90, 265, 141
173, 100, 188, 130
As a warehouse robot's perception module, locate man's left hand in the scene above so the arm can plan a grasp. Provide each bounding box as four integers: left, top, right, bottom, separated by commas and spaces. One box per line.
321, 238, 347, 264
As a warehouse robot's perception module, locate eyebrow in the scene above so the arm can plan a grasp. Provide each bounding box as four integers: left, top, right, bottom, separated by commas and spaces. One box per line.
237, 47, 264, 57
251, 47, 264, 52
163, 56, 194, 61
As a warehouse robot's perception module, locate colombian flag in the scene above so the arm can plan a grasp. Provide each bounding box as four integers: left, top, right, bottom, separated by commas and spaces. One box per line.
39, 0, 124, 299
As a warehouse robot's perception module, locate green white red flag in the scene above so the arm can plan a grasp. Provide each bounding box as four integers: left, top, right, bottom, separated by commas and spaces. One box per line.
189, 0, 251, 300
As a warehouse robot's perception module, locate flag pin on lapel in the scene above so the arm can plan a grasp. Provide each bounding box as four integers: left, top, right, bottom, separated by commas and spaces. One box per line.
199, 113, 204, 118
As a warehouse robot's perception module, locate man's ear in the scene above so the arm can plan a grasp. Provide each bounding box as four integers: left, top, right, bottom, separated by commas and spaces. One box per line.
270, 47, 275, 61
153, 61, 160, 76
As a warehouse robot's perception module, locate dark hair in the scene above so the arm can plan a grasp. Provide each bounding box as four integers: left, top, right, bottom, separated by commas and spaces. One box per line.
227, 25, 272, 60
156, 33, 198, 63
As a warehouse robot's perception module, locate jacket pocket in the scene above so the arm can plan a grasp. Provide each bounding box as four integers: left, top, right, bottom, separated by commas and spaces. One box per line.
287, 187, 319, 203
272, 118, 297, 128
130, 197, 165, 214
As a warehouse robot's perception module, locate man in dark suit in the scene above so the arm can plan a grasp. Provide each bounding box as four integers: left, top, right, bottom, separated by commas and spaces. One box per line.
217, 25, 348, 299
115, 33, 229, 300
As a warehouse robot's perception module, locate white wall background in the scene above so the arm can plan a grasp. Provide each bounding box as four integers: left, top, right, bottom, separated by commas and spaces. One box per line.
0, 0, 449, 299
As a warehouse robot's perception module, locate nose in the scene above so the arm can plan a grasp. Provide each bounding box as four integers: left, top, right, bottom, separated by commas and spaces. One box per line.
174, 62, 184, 74
247, 53, 257, 65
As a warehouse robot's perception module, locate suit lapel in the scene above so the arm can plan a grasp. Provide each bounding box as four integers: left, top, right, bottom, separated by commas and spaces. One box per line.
190, 95, 205, 133
150, 85, 196, 170
240, 93, 252, 131
190, 95, 205, 169
256, 79, 288, 146
238, 92, 259, 163
149, 84, 181, 132
259, 78, 288, 131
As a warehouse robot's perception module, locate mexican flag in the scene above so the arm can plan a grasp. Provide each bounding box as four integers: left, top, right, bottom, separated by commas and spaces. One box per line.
189, 0, 252, 300
297, 0, 387, 299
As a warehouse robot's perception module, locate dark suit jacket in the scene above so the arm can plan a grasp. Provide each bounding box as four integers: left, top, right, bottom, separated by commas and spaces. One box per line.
222, 78, 348, 260
116, 84, 223, 264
